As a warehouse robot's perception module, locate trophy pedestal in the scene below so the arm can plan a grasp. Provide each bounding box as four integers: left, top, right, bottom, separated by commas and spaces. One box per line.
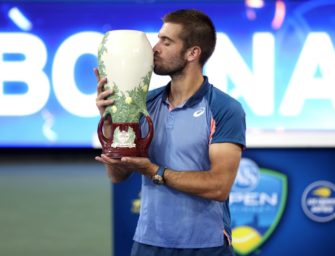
98, 116, 153, 159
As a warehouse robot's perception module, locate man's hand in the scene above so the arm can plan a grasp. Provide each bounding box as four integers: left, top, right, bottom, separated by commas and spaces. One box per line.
94, 68, 114, 118
95, 154, 134, 183
119, 156, 158, 178
95, 154, 158, 183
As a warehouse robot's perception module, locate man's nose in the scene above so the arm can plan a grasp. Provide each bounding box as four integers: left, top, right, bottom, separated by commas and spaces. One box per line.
153, 43, 160, 54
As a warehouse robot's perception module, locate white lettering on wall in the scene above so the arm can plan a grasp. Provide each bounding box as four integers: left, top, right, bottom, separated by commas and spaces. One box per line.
0, 33, 50, 115
0, 31, 334, 120
280, 32, 335, 116
52, 31, 102, 117
206, 33, 275, 116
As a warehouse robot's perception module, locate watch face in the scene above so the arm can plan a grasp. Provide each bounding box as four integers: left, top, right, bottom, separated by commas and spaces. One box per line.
152, 174, 164, 185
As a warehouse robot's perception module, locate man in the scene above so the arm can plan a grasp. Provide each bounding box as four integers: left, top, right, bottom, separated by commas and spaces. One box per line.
95, 9, 246, 256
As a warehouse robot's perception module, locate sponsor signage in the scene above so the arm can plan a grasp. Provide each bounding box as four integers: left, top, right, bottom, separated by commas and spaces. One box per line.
301, 180, 335, 223
230, 158, 288, 255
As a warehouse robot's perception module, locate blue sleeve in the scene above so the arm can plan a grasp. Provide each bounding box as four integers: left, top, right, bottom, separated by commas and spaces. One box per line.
209, 89, 246, 149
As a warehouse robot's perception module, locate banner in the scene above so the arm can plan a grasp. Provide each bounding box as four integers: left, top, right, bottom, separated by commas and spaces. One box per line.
1, 1, 335, 147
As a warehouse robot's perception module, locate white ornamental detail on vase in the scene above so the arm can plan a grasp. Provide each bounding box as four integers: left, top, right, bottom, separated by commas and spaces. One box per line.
111, 127, 136, 148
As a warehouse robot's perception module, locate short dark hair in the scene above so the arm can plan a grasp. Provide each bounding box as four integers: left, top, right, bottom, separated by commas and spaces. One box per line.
163, 9, 217, 67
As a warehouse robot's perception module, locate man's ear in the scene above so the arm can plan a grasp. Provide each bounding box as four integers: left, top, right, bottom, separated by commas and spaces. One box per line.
186, 46, 201, 62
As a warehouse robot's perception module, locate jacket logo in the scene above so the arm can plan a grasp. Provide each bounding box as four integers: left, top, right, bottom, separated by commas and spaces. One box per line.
193, 107, 205, 117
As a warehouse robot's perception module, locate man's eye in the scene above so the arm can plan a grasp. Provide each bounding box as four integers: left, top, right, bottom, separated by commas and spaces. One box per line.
162, 39, 171, 46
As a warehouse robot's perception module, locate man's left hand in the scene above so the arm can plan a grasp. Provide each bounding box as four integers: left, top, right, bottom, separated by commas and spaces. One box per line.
119, 157, 158, 178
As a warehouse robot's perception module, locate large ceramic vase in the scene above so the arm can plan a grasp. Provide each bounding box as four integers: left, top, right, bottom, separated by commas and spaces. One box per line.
97, 30, 154, 158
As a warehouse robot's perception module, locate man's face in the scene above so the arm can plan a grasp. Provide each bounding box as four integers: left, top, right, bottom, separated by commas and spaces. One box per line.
153, 23, 188, 76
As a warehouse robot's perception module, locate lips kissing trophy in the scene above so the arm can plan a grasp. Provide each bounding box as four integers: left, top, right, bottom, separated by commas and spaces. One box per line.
97, 30, 154, 158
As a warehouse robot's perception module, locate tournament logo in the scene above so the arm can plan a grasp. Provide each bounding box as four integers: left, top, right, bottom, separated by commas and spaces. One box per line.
301, 180, 335, 223
230, 158, 287, 255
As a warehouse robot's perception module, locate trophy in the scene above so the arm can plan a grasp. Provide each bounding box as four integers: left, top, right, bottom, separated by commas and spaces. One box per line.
97, 30, 154, 158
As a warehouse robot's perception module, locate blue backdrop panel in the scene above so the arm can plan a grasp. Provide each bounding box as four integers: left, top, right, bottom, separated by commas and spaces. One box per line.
113, 148, 335, 256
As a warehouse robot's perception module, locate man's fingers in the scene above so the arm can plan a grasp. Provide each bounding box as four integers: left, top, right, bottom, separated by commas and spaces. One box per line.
97, 77, 108, 94
95, 156, 107, 164
98, 89, 113, 100
121, 157, 148, 166
94, 67, 100, 81
100, 154, 123, 164
121, 157, 135, 163
96, 98, 114, 107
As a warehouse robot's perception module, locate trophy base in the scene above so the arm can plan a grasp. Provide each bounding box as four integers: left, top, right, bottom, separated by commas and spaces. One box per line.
102, 146, 148, 159
98, 117, 153, 159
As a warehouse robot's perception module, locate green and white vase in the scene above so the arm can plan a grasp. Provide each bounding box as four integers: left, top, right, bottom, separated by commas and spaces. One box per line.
97, 30, 154, 158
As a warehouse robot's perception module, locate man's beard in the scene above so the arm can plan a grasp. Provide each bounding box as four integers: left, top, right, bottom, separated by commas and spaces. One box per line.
154, 53, 188, 77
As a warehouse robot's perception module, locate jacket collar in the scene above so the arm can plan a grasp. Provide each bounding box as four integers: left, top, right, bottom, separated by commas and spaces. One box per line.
162, 76, 210, 108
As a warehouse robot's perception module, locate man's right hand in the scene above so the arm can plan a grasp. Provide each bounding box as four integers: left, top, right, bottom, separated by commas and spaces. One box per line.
94, 68, 114, 118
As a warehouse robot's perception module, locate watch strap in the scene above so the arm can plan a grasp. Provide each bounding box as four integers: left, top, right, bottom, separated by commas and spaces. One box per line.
156, 166, 166, 177
152, 166, 166, 185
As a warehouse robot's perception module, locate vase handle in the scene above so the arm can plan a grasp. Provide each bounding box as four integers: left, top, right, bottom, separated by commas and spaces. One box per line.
97, 116, 111, 147
139, 115, 154, 155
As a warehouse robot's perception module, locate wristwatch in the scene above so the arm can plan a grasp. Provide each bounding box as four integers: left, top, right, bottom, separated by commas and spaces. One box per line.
152, 166, 166, 185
